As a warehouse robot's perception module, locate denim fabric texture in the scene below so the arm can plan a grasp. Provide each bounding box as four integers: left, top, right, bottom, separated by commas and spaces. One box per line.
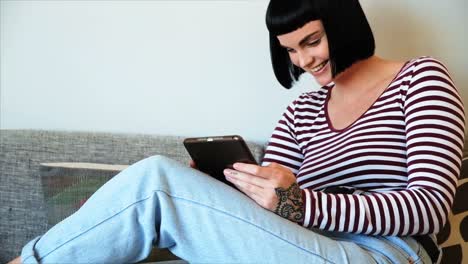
21, 156, 432, 264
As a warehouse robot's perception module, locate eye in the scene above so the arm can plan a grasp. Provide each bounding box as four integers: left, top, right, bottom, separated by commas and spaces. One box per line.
307, 38, 322, 47
286, 48, 296, 53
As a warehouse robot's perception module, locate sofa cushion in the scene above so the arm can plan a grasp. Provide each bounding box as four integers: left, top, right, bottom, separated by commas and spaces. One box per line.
436, 158, 468, 263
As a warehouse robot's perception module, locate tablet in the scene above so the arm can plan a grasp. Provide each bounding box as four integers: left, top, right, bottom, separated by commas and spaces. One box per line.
183, 135, 258, 188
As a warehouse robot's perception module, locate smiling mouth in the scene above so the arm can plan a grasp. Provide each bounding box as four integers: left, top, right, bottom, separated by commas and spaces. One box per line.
310, 60, 329, 73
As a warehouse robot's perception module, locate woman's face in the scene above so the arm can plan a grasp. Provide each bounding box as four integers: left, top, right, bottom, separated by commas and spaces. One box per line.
277, 20, 332, 86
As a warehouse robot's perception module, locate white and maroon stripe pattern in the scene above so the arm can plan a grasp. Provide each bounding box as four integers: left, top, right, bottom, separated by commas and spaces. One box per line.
262, 57, 465, 236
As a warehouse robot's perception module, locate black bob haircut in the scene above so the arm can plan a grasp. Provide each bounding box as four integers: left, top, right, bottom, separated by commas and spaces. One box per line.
266, 0, 375, 89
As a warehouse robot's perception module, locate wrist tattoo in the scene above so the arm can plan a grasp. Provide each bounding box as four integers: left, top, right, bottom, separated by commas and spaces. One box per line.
274, 182, 304, 223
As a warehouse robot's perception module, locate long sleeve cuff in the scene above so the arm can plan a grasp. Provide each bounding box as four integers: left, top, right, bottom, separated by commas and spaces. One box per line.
301, 189, 317, 228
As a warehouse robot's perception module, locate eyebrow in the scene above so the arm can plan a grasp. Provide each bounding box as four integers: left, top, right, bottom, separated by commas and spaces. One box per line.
280, 30, 321, 49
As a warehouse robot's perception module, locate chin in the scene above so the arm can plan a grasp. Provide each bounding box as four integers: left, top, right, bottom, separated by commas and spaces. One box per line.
314, 75, 333, 86
308, 67, 333, 86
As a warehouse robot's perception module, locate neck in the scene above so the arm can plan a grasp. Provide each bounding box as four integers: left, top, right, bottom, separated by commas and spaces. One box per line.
333, 56, 381, 90
331, 56, 395, 101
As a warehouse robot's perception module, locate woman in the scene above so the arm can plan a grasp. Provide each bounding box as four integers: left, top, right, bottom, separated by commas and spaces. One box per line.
11, 0, 464, 263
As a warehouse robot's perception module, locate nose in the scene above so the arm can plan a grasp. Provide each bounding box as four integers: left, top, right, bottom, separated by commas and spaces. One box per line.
297, 51, 314, 69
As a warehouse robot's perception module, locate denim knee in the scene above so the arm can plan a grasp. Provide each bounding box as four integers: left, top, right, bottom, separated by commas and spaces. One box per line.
146, 154, 172, 164
127, 155, 177, 184
139, 155, 177, 172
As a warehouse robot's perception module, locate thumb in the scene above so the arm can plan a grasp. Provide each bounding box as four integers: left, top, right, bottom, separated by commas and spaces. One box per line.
267, 162, 281, 168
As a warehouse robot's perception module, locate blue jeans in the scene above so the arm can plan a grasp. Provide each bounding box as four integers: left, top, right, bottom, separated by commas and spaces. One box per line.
21, 156, 432, 263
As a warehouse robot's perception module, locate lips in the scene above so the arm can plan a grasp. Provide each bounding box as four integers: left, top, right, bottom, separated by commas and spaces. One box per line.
310, 60, 329, 73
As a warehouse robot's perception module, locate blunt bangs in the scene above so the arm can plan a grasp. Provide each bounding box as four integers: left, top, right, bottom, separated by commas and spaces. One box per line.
266, 0, 320, 36
266, 0, 375, 89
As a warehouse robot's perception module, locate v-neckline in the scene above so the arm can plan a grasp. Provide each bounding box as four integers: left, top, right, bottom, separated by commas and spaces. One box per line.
324, 60, 410, 133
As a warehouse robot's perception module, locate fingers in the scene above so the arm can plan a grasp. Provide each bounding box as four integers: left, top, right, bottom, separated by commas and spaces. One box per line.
226, 174, 263, 193
189, 160, 197, 169
232, 163, 271, 178
233, 162, 291, 181
226, 175, 276, 210
224, 169, 269, 188
227, 178, 278, 211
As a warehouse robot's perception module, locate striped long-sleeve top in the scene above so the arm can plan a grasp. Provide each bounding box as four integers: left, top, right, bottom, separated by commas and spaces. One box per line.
261, 57, 465, 236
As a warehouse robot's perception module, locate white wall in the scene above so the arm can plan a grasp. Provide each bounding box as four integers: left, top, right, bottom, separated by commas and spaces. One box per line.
1, 0, 467, 144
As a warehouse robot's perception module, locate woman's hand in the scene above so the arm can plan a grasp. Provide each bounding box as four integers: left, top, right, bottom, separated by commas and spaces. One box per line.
189, 160, 197, 169
224, 162, 304, 223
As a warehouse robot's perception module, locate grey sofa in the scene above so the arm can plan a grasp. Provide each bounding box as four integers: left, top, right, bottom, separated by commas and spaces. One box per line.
0, 129, 266, 263
1, 129, 467, 263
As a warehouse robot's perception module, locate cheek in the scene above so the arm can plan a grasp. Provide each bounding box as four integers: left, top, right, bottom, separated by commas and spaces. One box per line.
321, 46, 330, 57
288, 54, 299, 67
320, 38, 330, 57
